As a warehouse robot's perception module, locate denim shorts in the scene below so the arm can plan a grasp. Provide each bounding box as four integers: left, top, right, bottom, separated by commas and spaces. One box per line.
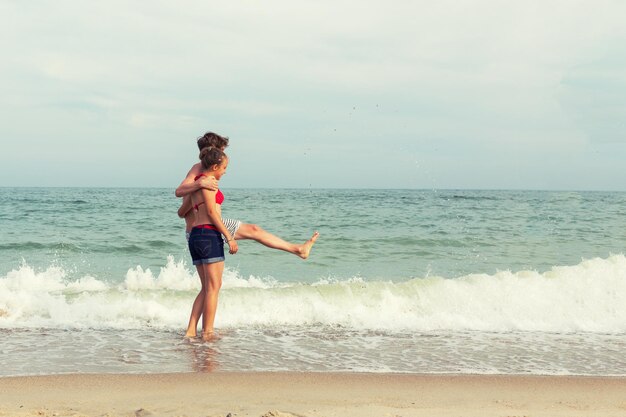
188, 227, 225, 265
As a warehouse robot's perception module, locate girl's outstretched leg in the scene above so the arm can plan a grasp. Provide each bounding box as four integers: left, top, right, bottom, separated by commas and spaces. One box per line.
235, 224, 319, 259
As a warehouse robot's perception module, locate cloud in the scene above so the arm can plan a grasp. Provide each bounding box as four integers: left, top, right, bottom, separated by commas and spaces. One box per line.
559, 45, 626, 144
1, 0, 625, 189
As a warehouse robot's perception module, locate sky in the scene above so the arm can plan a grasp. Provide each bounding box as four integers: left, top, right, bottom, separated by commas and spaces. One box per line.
1, 0, 625, 190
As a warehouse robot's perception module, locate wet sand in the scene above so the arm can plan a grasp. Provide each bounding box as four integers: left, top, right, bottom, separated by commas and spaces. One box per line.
1, 372, 625, 417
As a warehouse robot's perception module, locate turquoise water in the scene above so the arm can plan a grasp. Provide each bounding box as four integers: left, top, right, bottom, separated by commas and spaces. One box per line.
1, 188, 625, 376
2, 188, 624, 281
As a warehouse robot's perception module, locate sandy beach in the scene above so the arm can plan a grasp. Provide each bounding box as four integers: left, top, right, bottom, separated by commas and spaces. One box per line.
0, 372, 624, 417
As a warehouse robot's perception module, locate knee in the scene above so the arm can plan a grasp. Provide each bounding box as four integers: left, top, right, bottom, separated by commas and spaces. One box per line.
209, 277, 222, 291
238, 223, 263, 239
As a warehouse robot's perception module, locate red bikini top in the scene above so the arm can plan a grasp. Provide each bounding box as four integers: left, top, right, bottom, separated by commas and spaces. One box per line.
193, 174, 224, 210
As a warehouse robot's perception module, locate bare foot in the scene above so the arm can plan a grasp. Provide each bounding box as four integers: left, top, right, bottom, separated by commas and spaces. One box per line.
184, 331, 197, 339
297, 231, 319, 259
201, 331, 220, 342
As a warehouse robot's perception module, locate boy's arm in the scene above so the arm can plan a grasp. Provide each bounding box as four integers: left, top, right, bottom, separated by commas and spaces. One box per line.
178, 195, 192, 218
175, 164, 218, 197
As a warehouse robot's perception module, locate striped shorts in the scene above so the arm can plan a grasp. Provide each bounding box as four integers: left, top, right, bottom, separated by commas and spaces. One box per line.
222, 218, 242, 239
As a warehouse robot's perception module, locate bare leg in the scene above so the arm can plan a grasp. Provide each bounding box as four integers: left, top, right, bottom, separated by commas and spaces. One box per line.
235, 223, 319, 259
200, 261, 224, 341
185, 265, 206, 338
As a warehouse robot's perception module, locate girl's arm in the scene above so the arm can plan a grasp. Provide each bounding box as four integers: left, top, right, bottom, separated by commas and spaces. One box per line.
201, 188, 238, 254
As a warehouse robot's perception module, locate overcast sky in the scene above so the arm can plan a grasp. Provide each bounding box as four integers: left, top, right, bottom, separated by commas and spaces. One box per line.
1, 0, 625, 190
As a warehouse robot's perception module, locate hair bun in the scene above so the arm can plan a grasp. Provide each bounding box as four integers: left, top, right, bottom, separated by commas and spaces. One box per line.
199, 146, 213, 158
199, 147, 227, 170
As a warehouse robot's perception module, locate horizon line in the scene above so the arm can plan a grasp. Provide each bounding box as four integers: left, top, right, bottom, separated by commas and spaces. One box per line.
1, 186, 625, 193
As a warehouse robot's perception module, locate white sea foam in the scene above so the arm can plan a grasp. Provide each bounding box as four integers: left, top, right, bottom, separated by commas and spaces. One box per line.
122, 255, 279, 291
1, 255, 625, 333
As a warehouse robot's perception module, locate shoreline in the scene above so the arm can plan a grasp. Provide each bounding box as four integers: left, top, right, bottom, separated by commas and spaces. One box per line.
1, 372, 625, 417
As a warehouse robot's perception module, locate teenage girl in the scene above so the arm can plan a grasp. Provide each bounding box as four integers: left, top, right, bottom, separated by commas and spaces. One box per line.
185, 146, 237, 340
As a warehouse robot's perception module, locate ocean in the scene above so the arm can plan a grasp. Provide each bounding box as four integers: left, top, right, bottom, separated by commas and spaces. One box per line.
1, 187, 625, 376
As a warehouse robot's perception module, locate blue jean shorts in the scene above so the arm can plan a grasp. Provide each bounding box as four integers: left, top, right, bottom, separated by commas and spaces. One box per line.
188, 227, 225, 265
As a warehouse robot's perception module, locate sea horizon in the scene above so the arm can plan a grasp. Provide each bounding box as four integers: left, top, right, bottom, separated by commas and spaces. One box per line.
2, 185, 626, 193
